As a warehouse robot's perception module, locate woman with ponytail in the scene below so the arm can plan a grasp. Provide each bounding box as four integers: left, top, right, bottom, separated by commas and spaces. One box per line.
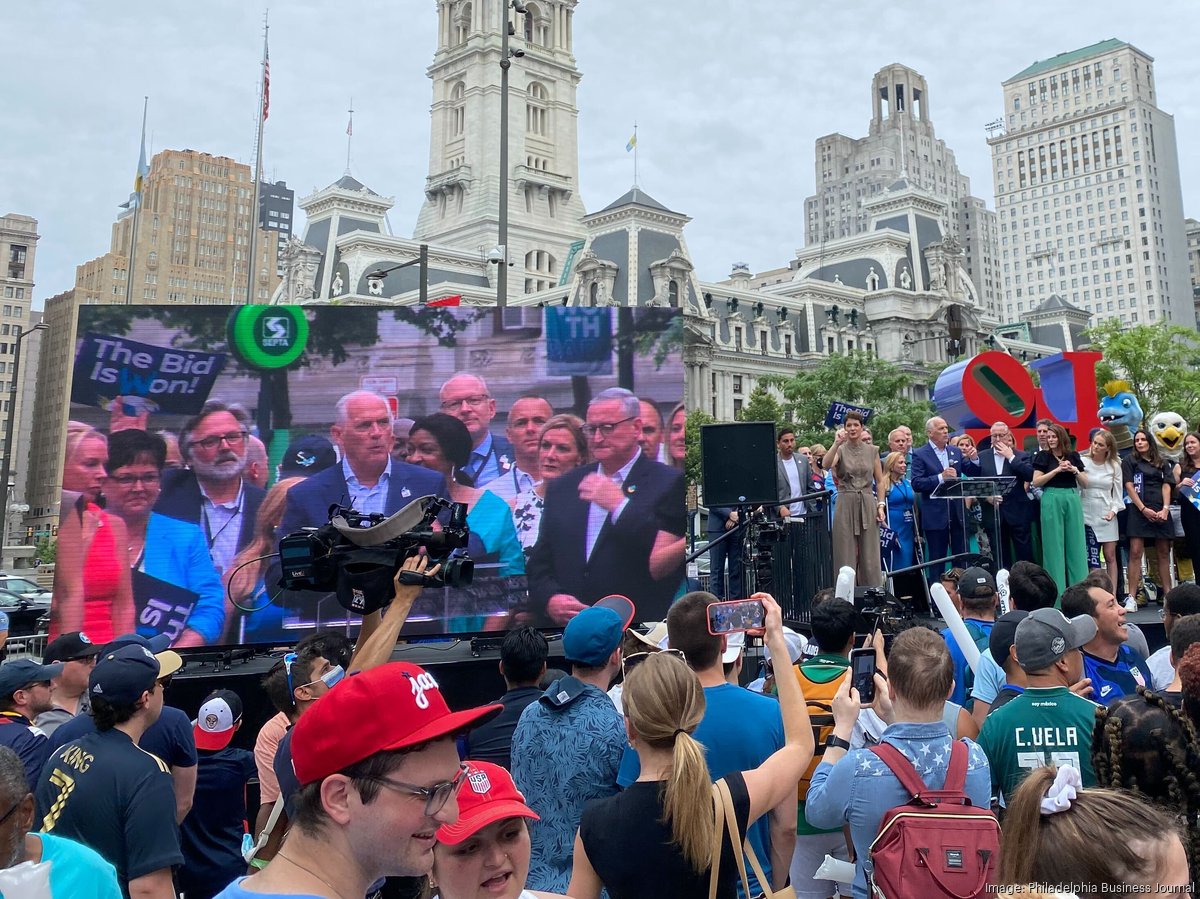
568, 593, 813, 899
998, 764, 1191, 894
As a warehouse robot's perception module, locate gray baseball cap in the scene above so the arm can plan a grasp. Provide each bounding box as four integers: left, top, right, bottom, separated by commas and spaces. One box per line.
1015, 607, 1097, 672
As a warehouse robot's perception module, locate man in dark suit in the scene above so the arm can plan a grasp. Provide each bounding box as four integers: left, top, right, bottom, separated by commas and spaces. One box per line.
280, 391, 447, 538
978, 421, 1037, 569
527, 388, 686, 625
155, 401, 266, 577
706, 507, 743, 600
911, 416, 981, 580
439, 373, 514, 488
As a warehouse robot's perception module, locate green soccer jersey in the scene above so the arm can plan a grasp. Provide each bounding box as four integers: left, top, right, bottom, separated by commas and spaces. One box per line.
977, 685, 1099, 800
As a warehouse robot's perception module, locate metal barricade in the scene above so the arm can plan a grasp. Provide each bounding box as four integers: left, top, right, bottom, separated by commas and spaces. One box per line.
772, 516, 833, 625
4, 632, 48, 661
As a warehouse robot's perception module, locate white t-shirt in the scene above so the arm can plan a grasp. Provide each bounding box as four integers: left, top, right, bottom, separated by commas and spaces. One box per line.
1147, 645, 1175, 691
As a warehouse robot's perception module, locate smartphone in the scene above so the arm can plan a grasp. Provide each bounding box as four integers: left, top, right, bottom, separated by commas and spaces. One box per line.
849, 648, 877, 704
707, 599, 765, 635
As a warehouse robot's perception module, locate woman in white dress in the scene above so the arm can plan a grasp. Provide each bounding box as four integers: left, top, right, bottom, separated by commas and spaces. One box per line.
1081, 428, 1125, 592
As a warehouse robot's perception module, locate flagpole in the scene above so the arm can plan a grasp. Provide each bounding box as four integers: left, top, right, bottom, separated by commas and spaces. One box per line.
345, 99, 354, 174
124, 97, 149, 306
246, 14, 268, 305
633, 121, 639, 188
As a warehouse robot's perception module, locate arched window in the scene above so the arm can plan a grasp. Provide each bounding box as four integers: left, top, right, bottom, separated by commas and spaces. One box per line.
449, 81, 466, 138
668, 280, 679, 307
524, 2, 549, 47
454, 1, 472, 45
526, 82, 548, 136
589, 282, 599, 305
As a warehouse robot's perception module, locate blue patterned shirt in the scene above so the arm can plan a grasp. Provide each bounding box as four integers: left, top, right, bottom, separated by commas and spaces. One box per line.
806, 721, 992, 899
511, 676, 625, 894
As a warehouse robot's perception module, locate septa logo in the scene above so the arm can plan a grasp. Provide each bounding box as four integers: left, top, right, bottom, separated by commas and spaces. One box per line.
261, 316, 292, 347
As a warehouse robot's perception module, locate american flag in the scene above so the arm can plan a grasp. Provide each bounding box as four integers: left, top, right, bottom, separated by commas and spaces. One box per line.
261, 45, 270, 121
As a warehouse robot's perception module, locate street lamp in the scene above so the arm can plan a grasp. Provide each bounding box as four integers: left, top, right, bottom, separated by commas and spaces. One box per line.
498, 0, 527, 308
0, 322, 47, 567
367, 244, 429, 303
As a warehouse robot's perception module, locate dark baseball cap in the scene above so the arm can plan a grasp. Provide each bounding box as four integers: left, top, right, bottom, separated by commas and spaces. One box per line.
279, 434, 338, 477
958, 567, 997, 599
89, 644, 161, 706
43, 631, 102, 664
988, 610, 1029, 668
0, 660, 63, 698
102, 633, 171, 655
1015, 607, 1097, 672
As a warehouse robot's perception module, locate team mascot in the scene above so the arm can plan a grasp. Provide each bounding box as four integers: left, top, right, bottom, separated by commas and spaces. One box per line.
1097, 381, 1144, 457
1150, 410, 1192, 584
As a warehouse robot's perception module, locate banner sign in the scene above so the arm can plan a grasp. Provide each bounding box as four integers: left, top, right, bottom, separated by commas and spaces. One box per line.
545, 308, 613, 376
71, 332, 227, 415
824, 402, 874, 429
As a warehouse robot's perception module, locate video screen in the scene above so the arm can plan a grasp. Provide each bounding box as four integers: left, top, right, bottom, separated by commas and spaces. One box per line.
51, 305, 685, 648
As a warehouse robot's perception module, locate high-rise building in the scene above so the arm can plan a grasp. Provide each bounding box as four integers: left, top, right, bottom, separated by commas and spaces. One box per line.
413, 0, 586, 301
259, 179, 295, 276
989, 39, 1192, 328
25, 290, 76, 537
803, 64, 1000, 319
74, 148, 280, 307
0, 213, 40, 548
1186, 217, 1200, 326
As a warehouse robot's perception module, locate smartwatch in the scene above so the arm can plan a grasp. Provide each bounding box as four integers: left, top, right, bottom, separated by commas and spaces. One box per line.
824, 734, 851, 751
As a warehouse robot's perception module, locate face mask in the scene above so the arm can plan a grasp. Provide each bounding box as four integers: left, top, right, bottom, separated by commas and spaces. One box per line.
320, 665, 346, 689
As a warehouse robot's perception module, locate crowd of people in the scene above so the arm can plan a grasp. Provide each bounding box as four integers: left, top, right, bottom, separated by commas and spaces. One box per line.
707, 416, 1198, 615
0, 546, 1195, 897
50, 376, 688, 645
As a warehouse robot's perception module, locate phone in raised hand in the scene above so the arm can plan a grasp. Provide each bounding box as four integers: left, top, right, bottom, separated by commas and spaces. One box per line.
707, 599, 765, 635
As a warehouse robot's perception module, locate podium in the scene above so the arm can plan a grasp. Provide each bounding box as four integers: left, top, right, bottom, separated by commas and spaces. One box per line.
930, 476, 1017, 572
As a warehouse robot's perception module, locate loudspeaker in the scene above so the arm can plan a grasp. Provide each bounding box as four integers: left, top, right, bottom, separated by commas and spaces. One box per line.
700, 422, 779, 507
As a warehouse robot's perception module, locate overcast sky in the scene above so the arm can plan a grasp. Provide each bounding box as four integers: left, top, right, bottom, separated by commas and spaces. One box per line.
4, 1, 1198, 307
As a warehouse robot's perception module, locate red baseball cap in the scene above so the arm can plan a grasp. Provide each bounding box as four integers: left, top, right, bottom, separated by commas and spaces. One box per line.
436, 761, 539, 845
292, 662, 501, 786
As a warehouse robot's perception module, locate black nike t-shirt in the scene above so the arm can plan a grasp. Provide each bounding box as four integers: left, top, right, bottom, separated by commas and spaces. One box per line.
35, 728, 182, 894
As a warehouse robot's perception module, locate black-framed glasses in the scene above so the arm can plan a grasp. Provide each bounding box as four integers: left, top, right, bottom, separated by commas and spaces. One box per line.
360, 763, 469, 817
194, 431, 249, 451
622, 648, 686, 680
583, 416, 636, 440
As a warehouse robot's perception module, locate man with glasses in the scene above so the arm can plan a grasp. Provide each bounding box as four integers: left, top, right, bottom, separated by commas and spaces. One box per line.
157, 401, 266, 578
219, 660, 500, 899
48, 634, 198, 825
438, 372, 514, 487
0, 659, 61, 786
280, 390, 445, 541
36, 642, 185, 898
527, 387, 686, 625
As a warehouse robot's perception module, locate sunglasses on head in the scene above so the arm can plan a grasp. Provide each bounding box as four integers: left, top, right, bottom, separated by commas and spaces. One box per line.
622, 648, 686, 680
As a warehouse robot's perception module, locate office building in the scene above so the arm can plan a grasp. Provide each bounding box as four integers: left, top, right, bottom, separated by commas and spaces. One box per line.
989, 39, 1192, 327
259, 179, 295, 276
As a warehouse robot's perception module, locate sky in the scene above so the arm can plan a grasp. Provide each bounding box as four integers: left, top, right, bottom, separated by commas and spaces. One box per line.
4, 1, 1199, 308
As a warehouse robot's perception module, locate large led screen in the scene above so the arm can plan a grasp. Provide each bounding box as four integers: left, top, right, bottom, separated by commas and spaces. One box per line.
50, 305, 685, 648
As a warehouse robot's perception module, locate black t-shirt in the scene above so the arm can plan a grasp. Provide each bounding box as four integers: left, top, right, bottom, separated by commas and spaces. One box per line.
462, 686, 542, 770
35, 728, 183, 893
1033, 451, 1086, 490
580, 771, 751, 899
1122, 457, 1176, 510
179, 747, 257, 896
273, 727, 300, 817
989, 686, 1024, 713
47, 704, 198, 771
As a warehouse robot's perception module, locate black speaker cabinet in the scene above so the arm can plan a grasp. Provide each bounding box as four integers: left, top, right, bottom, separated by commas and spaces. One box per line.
700, 422, 779, 507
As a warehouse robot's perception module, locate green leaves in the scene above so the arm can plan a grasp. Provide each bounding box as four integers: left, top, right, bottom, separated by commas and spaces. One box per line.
1085, 321, 1200, 423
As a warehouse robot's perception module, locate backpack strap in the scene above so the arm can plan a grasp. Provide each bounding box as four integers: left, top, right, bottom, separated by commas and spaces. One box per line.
869, 743, 930, 799
943, 739, 969, 794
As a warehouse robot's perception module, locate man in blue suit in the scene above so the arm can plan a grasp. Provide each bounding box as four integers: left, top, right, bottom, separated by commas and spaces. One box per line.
280, 391, 447, 538
911, 416, 981, 580
978, 421, 1038, 569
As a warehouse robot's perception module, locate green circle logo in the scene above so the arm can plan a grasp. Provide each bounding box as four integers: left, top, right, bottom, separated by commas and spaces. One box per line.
226, 306, 309, 370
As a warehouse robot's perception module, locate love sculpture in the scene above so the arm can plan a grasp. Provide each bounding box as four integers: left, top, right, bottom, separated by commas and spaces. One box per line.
934, 351, 1102, 449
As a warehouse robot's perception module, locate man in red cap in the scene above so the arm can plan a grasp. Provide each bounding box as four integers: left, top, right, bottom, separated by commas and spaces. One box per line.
215, 662, 500, 899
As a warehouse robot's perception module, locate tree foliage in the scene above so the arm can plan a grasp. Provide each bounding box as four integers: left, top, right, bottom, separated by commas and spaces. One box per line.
766, 351, 935, 445
684, 409, 716, 488
736, 382, 788, 428
1085, 321, 1200, 422
34, 536, 55, 565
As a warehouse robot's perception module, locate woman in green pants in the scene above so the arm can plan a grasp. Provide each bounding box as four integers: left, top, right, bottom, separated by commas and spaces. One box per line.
1031, 422, 1090, 595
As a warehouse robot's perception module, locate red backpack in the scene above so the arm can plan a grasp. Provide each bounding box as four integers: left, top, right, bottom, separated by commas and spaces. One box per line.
867, 740, 1000, 899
